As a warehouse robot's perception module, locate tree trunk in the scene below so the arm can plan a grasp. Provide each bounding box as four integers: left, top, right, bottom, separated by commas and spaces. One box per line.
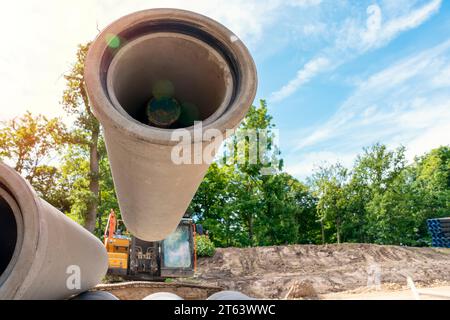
336, 219, 341, 244
359, 211, 366, 243
97, 183, 103, 233
84, 127, 100, 233
248, 215, 254, 247
320, 219, 325, 244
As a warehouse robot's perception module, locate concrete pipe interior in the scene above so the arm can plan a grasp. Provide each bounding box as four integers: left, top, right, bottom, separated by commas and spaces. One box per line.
0, 189, 22, 282
107, 33, 233, 129
0, 197, 16, 277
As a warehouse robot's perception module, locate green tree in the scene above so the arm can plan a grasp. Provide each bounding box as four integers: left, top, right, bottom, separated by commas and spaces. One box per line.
191, 162, 252, 247
192, 100, 318, 247
309, 164, 348, 244
257, 173, 315, 246
62, 43, 102, 233
408, 146, 450, 244
0, 112, 71, 211
292, 181, 320, 244
224, 100, 282, 246
353, 144, 406, 243
364, 169, 420, 245
60, 136, 118, 237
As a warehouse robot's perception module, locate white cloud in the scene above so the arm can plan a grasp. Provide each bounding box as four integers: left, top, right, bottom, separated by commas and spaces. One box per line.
301, 23, 327, 36
287, 0, 322, 7
287, 39, 450, 179
360, 4, 383, 49
270, 57, 330, 102
360, 0, 442, 50
270, 0, 442, 102
285, 150, 356, 180
432, 65, 450, 87
406, 121, 450, 160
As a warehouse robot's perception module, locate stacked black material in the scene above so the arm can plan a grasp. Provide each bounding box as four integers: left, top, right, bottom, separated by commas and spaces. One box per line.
427, 217, 450, 248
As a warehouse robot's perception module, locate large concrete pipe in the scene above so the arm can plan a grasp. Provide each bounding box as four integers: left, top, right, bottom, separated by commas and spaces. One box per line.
143, 292, 184, 300
71, 291, 119, 300
85, 9, 257, 241
0, 162, 108, 300
207, 290, 253, 300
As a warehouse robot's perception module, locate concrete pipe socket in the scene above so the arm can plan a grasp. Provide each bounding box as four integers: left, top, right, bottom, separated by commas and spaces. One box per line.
0, 162, 108, 300
85, 9, 257, 241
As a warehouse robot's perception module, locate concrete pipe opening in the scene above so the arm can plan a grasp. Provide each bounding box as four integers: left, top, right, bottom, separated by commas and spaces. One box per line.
107, 33, 233, 129
0, 190, 21, 280
85, 9, 257, 240
86, 8, 257, 144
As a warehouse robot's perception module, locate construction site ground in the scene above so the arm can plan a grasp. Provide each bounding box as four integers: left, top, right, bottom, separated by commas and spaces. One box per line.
94, 281, 222, 300
98, 243, 450, 300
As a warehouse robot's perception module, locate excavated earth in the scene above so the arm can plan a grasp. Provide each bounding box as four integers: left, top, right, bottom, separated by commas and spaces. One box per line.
194, 244, 450, 299
95, 281, 222, 300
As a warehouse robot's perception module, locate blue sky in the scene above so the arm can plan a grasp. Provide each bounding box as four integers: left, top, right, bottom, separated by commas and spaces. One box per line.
0, 0, 449, 180
250, 0, 450, 179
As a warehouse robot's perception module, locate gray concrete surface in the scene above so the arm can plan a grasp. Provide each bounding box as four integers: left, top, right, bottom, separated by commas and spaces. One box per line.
71, 291, 119, 300
85, 9, 257, 241
0, 162, 108, 300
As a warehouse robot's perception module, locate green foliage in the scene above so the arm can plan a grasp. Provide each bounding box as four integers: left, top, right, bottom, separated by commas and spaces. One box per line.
191, 100, 448, 248
191, 100, 319, 247
0, 112, 71, 211
62, 43, 98, 136
313, 165, 347, 243
61, 43, 104, 233
60, 138, 119, 238
196, 235, 216, 257
307, 144, 449, 246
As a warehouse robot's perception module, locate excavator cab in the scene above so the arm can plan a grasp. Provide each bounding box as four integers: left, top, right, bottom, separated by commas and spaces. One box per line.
105, 210, 196, 280
160, 218, 196, 278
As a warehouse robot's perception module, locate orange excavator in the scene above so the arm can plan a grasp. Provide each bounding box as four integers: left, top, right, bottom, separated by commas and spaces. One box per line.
103, 209, 197, 280
104, 210, 129, 275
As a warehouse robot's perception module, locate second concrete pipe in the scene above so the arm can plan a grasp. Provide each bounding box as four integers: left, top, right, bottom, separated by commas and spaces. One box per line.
85, 9, 257, 241
0, 162, 108, 300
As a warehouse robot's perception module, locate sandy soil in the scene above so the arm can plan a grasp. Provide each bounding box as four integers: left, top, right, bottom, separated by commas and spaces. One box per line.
194, 243, 450, 299
321, 285, 450, 300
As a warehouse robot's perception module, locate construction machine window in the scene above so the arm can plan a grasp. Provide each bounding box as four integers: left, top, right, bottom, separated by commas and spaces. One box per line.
162, 225, 192, 268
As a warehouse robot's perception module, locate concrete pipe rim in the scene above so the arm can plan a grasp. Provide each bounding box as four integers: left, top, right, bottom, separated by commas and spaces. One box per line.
85, 8, 257, 146
0, 162, 41, 299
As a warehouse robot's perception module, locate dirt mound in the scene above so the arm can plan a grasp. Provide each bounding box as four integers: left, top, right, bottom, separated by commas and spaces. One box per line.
195, 244, 450, 299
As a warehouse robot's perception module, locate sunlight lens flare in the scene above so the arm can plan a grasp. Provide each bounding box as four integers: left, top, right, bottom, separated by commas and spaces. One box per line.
146, 97, 181, 128
146, 80, 180, 128
105, 33, 121, 49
